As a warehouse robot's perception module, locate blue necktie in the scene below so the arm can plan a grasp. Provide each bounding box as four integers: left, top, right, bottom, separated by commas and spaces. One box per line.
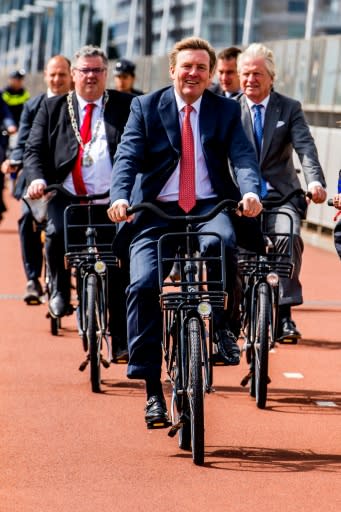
252, 104, 267, 198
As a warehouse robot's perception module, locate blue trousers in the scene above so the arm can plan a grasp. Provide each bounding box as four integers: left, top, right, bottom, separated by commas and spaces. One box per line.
126, 201, 237, 380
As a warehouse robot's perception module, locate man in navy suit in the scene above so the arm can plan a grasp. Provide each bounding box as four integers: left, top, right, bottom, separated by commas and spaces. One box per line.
108, 36, 263, 428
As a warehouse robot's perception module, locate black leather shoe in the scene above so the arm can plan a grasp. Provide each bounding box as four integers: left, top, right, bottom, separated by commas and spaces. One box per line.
48, 292, 70, 318
24, 279, 43, 305
145, 395, 171, 429
277, 317, 301, 344
213, 329, 240, 365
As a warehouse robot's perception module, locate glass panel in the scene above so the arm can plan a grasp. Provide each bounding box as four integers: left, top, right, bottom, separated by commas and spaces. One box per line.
306, 39, 325, 105
293, 40, 311, 102
318, 37, 340, 106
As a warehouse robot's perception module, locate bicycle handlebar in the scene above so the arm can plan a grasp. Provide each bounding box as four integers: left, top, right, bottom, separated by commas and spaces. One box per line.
126, 198, 241, 222
44, 184, 109, 202
261, 188, 312, 208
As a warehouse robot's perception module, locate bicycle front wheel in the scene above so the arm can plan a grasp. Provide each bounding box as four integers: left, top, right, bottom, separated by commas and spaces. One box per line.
188, 317, 205, 465
86, 273, 102, 393
255, 282, 270, 409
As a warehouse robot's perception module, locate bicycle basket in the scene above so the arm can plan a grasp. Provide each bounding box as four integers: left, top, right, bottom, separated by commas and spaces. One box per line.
63, 203, 118, 268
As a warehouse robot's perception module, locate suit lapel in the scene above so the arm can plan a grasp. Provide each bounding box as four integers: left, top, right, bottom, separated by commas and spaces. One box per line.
158, 87, 181, 153
200, 90, 219, 148
240, 95, 258, 155
261, 93, 281, 164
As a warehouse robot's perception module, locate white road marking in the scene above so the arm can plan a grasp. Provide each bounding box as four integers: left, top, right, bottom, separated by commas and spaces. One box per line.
315, 401, 337, 408
283, 372, 304, 379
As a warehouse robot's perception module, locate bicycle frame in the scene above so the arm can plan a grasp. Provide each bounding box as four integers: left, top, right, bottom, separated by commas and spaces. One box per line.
239, 207, 295, 408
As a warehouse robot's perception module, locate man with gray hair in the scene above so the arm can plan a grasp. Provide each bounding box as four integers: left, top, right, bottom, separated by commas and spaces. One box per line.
237, 43, 327, 342
24, 45, 133, 360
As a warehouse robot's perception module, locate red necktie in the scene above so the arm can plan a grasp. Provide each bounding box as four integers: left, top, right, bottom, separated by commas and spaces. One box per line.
179, 104, 196, 213
72, 103, 95, 195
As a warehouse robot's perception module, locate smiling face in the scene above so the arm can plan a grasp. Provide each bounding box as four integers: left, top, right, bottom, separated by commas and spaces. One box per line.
239, 56, 273, 103
71, 56, 108, 101
44, 56, 72, 95
170, 49, 213, 104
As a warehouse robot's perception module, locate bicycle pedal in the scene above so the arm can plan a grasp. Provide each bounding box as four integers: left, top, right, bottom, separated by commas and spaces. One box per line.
211, 353, 229, 366
79, 359, 89, 372
146, 419, 172, 430
100, 356, 110, 369
168, 421, 184, 437
240, 371, 252, 387
277, 337, 298, 345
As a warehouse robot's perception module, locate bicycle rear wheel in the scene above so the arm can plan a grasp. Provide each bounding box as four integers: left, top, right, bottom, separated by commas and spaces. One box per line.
188, 316, 205, 465
86, 273, 102, 393
255, 282, 270, 409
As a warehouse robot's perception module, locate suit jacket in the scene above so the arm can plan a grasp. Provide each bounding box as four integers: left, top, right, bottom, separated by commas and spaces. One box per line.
24, 89, 133, 185
11, 92, 46, 164
111, 86, 260, 205
10, 93, 46, 199
238, 91, 326, 216
110, 86, 263, 253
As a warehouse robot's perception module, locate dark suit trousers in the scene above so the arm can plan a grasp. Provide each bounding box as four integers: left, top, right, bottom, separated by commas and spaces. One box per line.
126, 200, 238, 380
18, 199, 44, 281
265, 203, 304, 306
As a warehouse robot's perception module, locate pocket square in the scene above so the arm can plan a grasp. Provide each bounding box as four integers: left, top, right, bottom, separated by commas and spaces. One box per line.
276, 120, 285, 128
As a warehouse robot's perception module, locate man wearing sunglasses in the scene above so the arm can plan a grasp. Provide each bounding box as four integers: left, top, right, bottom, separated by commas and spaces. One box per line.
24, 45, 133, 362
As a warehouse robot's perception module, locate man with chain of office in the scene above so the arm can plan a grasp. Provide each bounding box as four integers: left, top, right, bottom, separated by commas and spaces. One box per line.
24, 45, 133, 361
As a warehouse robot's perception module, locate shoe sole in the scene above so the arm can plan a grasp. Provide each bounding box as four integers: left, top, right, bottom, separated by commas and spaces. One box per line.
112, 356, 129, 364
24, 294, 42, 305
277, 333, 301, 344
212, 352, 240, 366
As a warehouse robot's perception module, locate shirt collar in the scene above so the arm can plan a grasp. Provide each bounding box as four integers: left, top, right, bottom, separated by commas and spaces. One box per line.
173, 88, 202, 114
246, 94, 270, 111
75, 92, 103, 110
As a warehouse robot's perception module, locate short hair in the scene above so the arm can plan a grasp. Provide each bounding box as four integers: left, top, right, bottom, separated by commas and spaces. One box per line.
169, 37, 216, 73
217, 46, 241, 61
237, 43, 276, 80
72, 45, 108, 68
46, 55, 71, 70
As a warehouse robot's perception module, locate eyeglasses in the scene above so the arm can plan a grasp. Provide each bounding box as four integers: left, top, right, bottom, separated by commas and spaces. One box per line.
74, 67, 107, 76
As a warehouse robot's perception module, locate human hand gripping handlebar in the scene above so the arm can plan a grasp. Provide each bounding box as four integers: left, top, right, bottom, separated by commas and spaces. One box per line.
44, 184, 109, 202
23, 184, 110, 223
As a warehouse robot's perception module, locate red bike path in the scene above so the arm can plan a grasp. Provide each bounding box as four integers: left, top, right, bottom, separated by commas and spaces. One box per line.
0, 188, 340, 512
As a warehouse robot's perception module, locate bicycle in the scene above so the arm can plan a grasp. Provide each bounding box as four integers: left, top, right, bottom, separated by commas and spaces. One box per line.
126, 199, 240, 466
238, 188, 309, 409
44, 184, 119, 393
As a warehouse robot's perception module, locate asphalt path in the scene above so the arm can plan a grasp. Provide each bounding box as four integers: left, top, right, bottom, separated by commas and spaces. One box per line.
1, 188, 340, 512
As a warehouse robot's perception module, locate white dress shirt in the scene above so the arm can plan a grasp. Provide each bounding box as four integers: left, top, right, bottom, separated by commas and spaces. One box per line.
63, 93, 112, 196
157, 89, 216, 202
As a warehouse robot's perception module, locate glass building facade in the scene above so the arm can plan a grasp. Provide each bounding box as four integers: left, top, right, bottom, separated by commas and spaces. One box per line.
1, 0, 341, 74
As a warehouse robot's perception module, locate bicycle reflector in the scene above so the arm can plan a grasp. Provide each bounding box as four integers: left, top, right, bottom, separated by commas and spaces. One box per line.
197, 301, 212, 317
266, 272, 279, 287
94, 260, 106, 274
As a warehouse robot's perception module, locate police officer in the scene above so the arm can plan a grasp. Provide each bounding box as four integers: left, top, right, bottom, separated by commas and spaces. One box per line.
113, 59, 144, 96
